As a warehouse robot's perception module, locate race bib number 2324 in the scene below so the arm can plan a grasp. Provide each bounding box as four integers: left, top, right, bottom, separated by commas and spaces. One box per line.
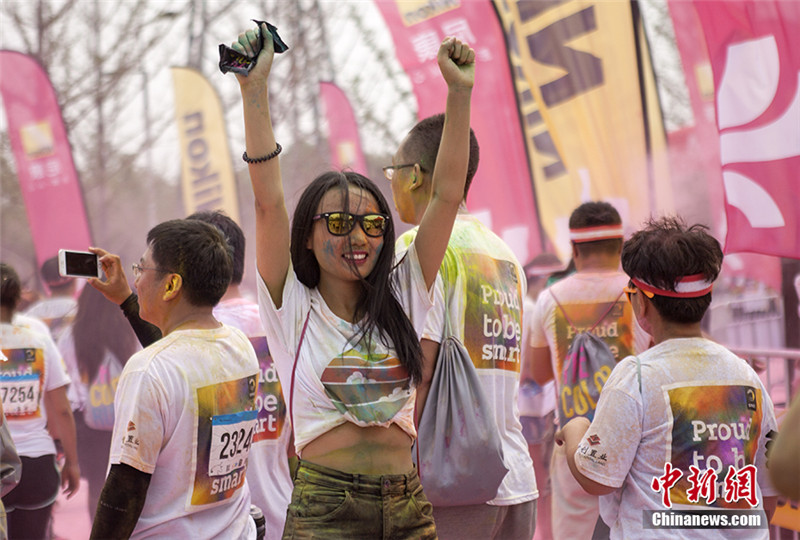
208, 410, 257, 476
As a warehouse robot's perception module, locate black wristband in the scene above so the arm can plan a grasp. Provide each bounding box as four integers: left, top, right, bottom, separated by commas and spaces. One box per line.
243, 143, 282, 164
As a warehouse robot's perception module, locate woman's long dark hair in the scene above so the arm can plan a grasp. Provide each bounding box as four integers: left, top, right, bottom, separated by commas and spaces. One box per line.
73, 285, 138, 383
290, 171, 423, 384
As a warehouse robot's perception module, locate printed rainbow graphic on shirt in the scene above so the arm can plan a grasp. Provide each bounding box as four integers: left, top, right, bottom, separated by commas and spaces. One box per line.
667, 384, 763, 508
249, 336, 286, 443
320, 348, 412, 424
0, 347, 45, 419
460, 255, 523, 372
191, 374, 258, 506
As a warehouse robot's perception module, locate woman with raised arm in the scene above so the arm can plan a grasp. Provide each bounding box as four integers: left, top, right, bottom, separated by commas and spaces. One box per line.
232, 22, 474, 539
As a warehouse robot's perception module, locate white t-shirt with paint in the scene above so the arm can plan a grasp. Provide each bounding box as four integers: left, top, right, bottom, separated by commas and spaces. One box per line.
257, 243, 432, 455
398, 213, 538, 506
530, 271, 652, 416
109, 325, 259, 539
12, 313, 51, 338
530, 270, 651, 539
575, 338, 777, 539
0, 322, 71, 457
214, 297, 292, 540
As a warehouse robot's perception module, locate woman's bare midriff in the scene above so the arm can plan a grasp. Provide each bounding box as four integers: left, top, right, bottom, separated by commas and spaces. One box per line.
300, 422, 414, 475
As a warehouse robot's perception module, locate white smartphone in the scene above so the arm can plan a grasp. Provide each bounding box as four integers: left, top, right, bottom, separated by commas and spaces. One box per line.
58, 249, 101, 279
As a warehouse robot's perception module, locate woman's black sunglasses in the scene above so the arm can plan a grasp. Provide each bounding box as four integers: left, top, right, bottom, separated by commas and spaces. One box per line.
312, 212, 390, 237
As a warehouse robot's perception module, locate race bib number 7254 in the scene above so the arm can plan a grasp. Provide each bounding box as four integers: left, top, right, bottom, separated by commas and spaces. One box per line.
0, 374, 41, 416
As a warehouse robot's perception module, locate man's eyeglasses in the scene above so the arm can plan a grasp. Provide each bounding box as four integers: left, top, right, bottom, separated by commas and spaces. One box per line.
131, 263, 168, 278
624, 280, 654, 302
312, 212, 390, 237
382, 163, 419, 181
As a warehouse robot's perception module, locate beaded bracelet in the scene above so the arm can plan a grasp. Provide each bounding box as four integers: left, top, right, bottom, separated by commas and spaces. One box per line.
242, 142, 282, 164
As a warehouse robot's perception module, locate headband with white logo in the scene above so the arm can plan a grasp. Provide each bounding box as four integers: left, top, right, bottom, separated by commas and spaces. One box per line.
631, 274, 714, 298
569, 225, 624, 243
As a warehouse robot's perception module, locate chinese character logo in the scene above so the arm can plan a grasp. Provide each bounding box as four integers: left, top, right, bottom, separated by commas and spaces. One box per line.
651, 463, 683, 508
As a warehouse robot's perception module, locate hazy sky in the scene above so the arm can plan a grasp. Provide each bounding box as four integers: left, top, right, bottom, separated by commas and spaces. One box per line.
0, 0, 416, 183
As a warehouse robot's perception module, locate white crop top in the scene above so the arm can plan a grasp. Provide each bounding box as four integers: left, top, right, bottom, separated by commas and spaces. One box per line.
257, 243, 433, 455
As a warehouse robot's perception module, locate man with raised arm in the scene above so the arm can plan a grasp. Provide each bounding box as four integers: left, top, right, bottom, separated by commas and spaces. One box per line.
392, 116, 538, 539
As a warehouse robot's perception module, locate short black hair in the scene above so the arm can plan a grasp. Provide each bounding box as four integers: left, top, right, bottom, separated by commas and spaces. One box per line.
146, 219, 233, 307
186, 210, 245, 286
1, 263, 21, 311
570, 201, 623, 257
621, 216, 723, 324
402, 113, 480, 199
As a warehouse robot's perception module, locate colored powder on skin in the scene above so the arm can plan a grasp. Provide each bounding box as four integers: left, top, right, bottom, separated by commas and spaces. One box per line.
322, 240, 336, 260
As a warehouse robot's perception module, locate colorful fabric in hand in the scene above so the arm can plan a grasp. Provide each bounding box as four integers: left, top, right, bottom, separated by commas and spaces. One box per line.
218, 20, 289, 75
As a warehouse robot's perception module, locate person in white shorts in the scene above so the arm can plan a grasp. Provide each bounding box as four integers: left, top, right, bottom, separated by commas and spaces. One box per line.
521, 254, 565, 540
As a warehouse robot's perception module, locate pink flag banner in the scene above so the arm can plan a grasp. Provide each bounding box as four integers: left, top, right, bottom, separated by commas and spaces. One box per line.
373, 0, 542, 263
667, 2, 783, 290
0, 50, 93, 266
320, 81, 368, 175
693, 1, 800, 260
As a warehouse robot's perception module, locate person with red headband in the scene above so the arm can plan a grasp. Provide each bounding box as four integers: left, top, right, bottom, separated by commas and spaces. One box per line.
555, 216, 777, 539
529, 201, 651, 538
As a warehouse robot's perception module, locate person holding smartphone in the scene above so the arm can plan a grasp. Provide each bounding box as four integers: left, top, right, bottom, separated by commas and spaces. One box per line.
89, 220, 260, 539
87, 211, 293, 540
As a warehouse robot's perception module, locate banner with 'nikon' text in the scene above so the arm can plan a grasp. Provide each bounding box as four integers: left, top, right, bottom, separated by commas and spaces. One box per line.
171, 67, 239, 221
